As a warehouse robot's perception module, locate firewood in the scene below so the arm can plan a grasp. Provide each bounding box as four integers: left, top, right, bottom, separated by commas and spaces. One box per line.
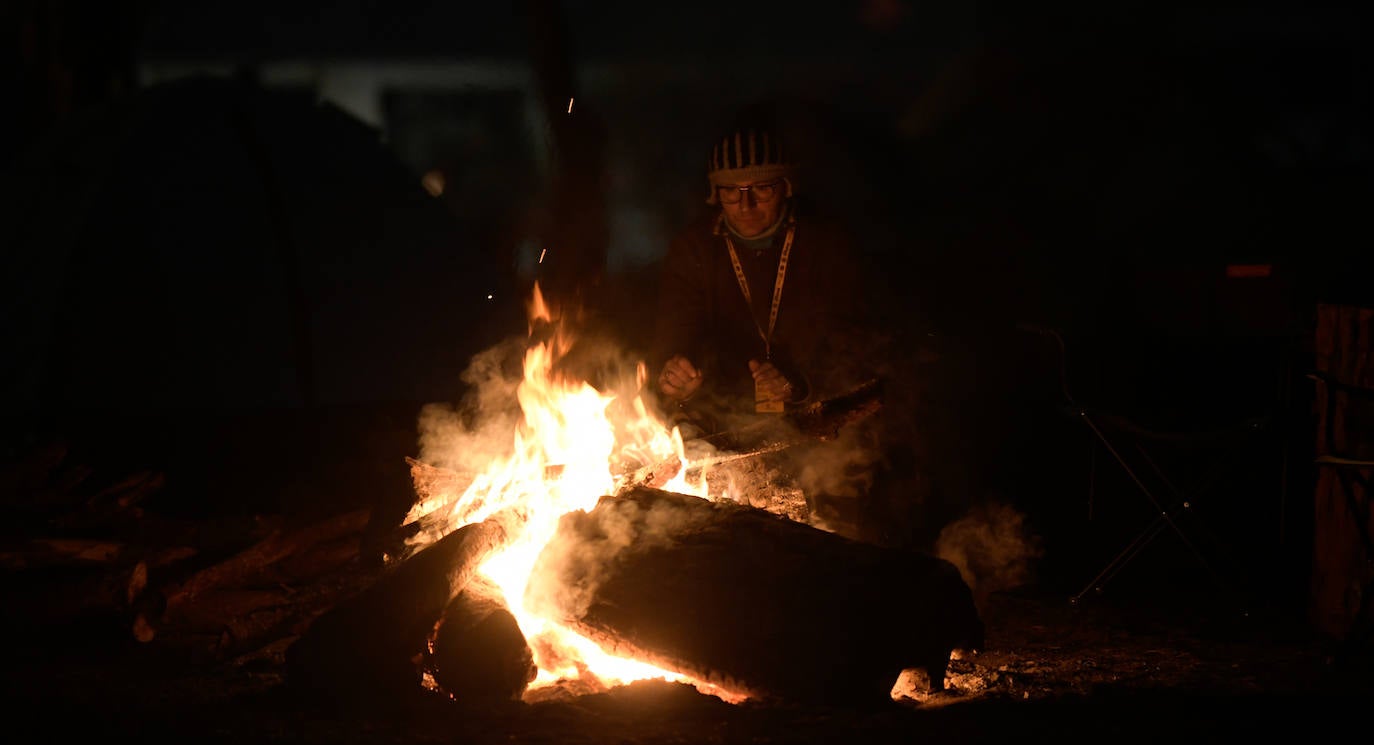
692, 377, 884, 453
161, 588, 291, 634
270, 534, 362, 582
0, 537, 127, 569
387, 381, 881, 560
392, 457, 559, 557
426, 573, 537, 704
0, 441, 93, 515
379, 457, 477, 561
284, 509, 523, 705
130, 508, 368, 642
157, 509, 369, 612
3, 562, 143, 630
49, 469, 165, 535
0, 439, 70, 501
406, 456, 476, 515
525, 486, 983, 707
0, 537, 196, 631
138, 560, 383, 660
212, 562, 382, 661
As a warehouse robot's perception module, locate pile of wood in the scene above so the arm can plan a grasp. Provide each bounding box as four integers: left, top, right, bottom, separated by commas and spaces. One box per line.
3, 379, 984, 708
0, 437, 383, 663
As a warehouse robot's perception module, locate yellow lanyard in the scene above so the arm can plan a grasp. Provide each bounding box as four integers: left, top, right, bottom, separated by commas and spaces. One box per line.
724, 223, 795, 361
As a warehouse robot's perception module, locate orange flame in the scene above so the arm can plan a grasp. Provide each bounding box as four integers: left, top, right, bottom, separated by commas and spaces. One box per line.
403, 283, 737, 699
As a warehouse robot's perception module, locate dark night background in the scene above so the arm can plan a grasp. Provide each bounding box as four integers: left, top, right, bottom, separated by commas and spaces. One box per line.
3, 0, 1371, 631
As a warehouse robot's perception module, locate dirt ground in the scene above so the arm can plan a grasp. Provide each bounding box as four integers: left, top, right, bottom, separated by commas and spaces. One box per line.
4, 569, 1370, 745
3, 414, 1370, 744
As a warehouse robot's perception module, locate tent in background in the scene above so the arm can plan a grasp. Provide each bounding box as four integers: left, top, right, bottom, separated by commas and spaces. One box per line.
1, 75, 526, 515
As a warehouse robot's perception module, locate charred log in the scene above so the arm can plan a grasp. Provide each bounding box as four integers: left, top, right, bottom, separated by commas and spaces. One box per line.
426, 573, 536, 705
285, 510, 522, 705
525, 486, 982, 707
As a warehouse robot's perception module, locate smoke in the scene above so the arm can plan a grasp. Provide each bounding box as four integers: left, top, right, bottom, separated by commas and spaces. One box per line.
934, 501, 1043, 606
417, 311, 654, 475
413, 319, 699, 623
416, 335, 528, 473
524, 495, 711, 622
794, 422, 883, 502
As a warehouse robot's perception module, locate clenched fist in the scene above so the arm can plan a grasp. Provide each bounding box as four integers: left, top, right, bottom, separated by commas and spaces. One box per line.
658, 355, 703, 403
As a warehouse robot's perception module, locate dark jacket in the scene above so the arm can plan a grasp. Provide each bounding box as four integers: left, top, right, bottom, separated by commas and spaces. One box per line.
649, 202, 882, 427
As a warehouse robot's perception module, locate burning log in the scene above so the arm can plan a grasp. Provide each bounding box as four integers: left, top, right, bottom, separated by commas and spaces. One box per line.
390, 456, 574, 558
525, 486, 983, 707
390, 378, 886, 546
395, 456, 477, 544
426, 573, 537, 705
284, 509, 523, 705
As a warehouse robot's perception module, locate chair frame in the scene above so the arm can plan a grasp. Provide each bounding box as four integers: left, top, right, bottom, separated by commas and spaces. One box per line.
1021, 324, 1274, 608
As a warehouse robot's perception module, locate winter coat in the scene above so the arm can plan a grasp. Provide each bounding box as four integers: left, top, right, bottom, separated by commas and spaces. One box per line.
649, 202, 882, 427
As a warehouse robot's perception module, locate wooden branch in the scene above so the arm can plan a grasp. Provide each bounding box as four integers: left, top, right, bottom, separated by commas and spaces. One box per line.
610, 378, 885, 493
0, 538, 127, 569
4, 562, 141, 628
160, 508, 369, 607
50, 469, 165, 535
214, 562, 382, 661
135, 561, 384, 663
270, 535, 362, 582
396, 457, 564, 551
131, 508, 369, 642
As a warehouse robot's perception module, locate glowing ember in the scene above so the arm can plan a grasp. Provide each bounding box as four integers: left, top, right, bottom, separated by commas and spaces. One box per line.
400, 283, 736, 700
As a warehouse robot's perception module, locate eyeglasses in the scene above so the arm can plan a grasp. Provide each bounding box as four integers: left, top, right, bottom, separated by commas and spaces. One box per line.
716, 179, 783, 205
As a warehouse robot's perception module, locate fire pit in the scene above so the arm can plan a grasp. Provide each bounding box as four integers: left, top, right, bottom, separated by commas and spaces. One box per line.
281, 282, 980, 708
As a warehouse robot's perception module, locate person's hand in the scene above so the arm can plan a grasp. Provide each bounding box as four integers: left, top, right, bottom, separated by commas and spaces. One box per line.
658, 355, 703, 403
749, 359, 794, 407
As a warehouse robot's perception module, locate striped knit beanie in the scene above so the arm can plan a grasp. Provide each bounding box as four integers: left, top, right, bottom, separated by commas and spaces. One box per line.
705, 126, 796, 205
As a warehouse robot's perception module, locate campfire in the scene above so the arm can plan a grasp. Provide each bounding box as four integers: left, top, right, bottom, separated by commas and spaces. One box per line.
283, 282, 981, 708
7, 282, 980, 711
392, 283, 738, 700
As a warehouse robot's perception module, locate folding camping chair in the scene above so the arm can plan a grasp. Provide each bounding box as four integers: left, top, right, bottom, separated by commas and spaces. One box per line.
1019, 324, 1281, 609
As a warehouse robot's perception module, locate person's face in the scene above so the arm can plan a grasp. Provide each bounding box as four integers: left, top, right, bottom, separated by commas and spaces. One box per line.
718, 179, 785, 238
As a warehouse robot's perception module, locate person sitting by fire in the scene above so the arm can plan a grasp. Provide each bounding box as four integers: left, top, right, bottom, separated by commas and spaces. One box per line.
646, 107, 902, 538
648, 109, 883, 437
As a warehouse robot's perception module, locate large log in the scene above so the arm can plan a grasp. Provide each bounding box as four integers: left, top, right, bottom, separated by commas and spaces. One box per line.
524, 486, 983, 707
426, 573, 537, 705
284, 510, 522, 705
